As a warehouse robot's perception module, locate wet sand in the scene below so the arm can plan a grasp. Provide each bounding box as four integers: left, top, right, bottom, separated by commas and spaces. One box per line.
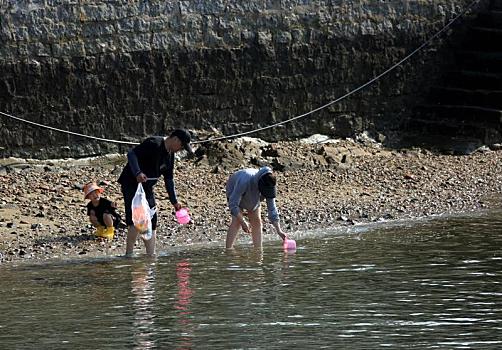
1, 137, 502, 264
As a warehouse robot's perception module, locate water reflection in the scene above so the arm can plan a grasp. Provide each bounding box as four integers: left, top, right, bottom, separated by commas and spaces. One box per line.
130, 260, 156, 350
225, 248, 264, 265
130, 258, 196, 350
1, 212, 502, 349
174, 260, 194, 349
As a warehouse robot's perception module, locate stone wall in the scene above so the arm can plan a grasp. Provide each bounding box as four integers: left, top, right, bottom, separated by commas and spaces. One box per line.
0, 0, 483, 158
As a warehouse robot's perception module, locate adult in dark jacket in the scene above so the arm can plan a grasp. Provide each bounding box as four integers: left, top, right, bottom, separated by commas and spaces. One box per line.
118, 129, 193, 257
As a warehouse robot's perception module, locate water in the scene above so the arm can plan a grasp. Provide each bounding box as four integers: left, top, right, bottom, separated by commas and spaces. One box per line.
1, 211, 502, 349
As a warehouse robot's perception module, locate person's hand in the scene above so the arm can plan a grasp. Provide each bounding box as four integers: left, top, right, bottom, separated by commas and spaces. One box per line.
278, 232, 287, 241
136, 172, 147, 183
273, 224, 286, 240
173, 202, 182, 211
241, 220, 250, 233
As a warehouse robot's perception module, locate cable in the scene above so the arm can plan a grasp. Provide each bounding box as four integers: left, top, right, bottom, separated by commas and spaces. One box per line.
0, 0, 479, 146
0, 110, 140, 145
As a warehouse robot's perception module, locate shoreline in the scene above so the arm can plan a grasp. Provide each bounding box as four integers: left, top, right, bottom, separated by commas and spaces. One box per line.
1, 137, 502, 265
4, 208, 499, 268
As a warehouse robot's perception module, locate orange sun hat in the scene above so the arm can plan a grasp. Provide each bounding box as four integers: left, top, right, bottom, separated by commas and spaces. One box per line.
83, 182, 104, 199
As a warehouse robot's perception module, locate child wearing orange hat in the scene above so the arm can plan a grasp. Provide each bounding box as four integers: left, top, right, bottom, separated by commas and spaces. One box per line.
83, 182, 121, 240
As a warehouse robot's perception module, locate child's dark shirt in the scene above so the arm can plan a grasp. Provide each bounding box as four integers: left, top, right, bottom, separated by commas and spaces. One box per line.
86, 198, 120, 227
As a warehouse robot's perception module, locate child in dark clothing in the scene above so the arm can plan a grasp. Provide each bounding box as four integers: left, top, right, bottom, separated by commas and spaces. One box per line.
83, 182, 120, 240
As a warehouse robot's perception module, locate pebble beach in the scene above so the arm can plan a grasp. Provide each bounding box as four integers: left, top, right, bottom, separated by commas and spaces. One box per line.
1, 136, 502, 264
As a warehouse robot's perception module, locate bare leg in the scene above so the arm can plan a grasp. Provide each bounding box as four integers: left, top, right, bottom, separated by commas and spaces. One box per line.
248, 207, 263, 249
143, 230, 156, 257
89, 212, 99, 227
125, 225, 139, 257
103, 213, 114, 227
226, 216, 241, 249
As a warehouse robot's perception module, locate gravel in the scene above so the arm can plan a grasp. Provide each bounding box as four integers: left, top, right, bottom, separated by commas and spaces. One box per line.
1, 137, 502, 264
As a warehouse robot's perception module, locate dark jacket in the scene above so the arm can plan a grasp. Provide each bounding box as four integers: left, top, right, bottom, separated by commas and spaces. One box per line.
118, 136, 177, 204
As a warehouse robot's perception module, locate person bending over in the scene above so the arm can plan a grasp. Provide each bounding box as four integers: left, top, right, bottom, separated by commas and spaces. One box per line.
226, 166, 287, 249
118, 129, 194, 257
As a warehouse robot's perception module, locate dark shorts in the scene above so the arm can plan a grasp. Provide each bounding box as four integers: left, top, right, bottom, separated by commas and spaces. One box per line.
97, 212, 121, 228
121, 184, 158, 230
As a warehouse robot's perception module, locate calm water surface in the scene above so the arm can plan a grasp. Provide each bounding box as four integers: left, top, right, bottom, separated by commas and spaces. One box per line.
1, 211, 502, 349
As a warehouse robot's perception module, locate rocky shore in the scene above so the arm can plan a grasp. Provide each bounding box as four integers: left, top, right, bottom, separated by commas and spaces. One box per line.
1, 135, 502, 264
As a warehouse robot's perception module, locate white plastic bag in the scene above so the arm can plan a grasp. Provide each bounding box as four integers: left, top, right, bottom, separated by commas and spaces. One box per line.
131, 183, 156, 240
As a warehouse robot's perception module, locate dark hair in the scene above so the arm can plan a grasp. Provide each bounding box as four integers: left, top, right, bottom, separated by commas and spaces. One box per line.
260, 173, 276, 186
170, 129, 194, 155
258, 173, 277, 198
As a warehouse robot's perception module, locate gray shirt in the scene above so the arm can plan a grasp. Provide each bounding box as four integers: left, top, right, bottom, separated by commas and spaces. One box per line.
226, 166, 280, 223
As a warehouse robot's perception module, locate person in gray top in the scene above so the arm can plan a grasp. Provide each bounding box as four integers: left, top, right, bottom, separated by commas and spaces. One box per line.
225, 166, 287, 249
